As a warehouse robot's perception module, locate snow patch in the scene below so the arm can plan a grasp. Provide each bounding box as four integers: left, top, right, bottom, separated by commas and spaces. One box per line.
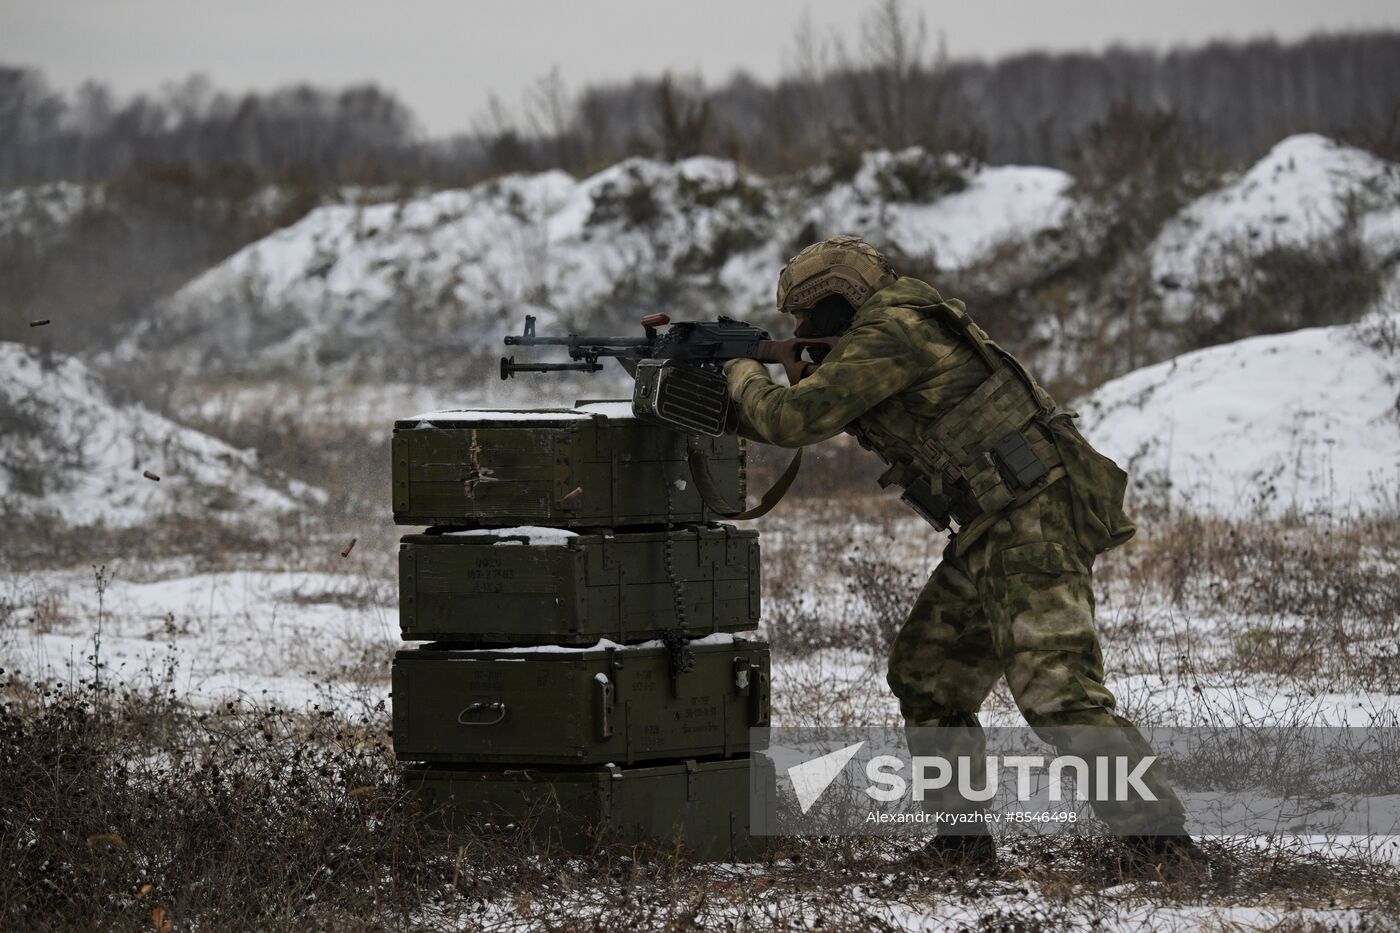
444, 526, 581, 546
0, 343, 325, 526
1077, 315, 1400, 518
0, 182, 102, 241
1152, 133, 1400, 315
810, 149, 1071, 269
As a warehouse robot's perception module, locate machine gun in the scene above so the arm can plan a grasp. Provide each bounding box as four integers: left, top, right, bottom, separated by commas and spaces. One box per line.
501, 313, 836, 436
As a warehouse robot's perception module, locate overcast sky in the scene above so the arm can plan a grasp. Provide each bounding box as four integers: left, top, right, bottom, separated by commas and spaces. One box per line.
3, 0, 1397, 137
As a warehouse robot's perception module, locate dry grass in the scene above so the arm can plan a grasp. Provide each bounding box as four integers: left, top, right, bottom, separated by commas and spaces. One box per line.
0, 676, 438, 930
3, 676, 1398, 931
1100, 513, 1400, 692
753, 483, 1400, 690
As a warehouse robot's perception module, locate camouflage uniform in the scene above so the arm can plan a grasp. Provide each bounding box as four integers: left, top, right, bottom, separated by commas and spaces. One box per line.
725, 274, 1186, 834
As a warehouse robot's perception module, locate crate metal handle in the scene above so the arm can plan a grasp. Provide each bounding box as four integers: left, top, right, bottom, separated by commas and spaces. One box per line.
457, 701, 507, 726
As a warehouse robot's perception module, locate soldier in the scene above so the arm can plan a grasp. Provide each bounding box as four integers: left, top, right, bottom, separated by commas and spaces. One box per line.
724, 235, 1210, 877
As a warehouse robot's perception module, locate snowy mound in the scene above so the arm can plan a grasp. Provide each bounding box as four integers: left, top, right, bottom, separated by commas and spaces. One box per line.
1077, 313, 1400, 517
807, 148, 1071, 268
124, 158, 770, 377
123, 150, 1069, 381
0, 343, 324, 526
1152, 134, 1400, 312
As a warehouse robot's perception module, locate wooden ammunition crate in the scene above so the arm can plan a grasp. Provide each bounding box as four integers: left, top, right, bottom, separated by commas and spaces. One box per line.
391, 402, 745, 527
398, 525, 760, 644
405, 757, 764, 860
391, 638, 770, 765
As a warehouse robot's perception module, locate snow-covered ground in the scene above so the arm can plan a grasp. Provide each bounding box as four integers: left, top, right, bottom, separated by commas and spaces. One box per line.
82, 132, 1397, 474
455, 877, 1379, 933
3, 569, 1395, 740
1077, 307, 1400, 518
2, 506, 1395, 929
0, 566, 396, 708
0, 342, 325, 525
4, 508, 1394, 730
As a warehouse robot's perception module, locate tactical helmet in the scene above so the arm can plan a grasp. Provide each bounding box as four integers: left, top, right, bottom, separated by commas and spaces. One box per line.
775, 234, 897, 313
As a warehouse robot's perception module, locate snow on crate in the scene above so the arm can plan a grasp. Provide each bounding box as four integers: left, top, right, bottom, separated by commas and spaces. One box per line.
444, 526, 581, 546
408, 408, 594, 424
1076, 314, 1400, 518
406, 400, 636, 427
0, 342, 324, 526
474, 633, 741, 655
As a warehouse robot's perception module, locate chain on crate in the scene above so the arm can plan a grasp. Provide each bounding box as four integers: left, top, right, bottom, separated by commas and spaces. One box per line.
661, 478, 696, 680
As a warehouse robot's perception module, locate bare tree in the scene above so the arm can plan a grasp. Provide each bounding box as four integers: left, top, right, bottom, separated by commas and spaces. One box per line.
787, 10, 833, 90
473, 92, 534, 174
575, 87, 622, 171
836, 0, 929, 150
525, 67, 583, 173
652, 73, 711, 162
770, 10, 839, 165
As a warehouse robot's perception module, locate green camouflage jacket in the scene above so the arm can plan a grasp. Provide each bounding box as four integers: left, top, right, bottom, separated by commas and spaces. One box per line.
723, 276, 1135, 554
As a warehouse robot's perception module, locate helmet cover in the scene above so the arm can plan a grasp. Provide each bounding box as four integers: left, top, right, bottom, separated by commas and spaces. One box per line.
775, 234, 898, 313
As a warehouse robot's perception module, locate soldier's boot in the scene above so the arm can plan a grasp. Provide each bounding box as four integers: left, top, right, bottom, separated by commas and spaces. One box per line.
909, 820, 1000, 875
1114, 834, 1215, 883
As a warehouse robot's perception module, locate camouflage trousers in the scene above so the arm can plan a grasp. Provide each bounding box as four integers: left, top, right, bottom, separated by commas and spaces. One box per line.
885, 479, 1186, 835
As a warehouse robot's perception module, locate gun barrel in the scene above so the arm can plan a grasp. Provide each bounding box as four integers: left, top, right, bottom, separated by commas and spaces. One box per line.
505, 335, 652, 347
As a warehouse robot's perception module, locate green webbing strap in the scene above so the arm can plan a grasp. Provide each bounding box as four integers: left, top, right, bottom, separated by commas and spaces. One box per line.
686, 441, 804, 520
924, 300, 1000, 371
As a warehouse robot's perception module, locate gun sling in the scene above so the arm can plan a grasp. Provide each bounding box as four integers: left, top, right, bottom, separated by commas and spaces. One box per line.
687, 439, 803, 521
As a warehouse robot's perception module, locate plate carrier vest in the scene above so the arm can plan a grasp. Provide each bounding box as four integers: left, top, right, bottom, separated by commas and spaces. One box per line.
849, 299, 1070, 534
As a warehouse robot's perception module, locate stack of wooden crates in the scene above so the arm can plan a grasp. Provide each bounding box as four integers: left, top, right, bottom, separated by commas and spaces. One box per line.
390, 400, 769, 858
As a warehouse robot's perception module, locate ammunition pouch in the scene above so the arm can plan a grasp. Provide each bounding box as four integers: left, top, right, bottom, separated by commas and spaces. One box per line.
857, 301, 1070, 533
876, 460, 972, 533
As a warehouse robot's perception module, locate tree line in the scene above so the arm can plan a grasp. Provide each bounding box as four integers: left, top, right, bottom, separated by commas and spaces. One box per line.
1, 16, 1397, 190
